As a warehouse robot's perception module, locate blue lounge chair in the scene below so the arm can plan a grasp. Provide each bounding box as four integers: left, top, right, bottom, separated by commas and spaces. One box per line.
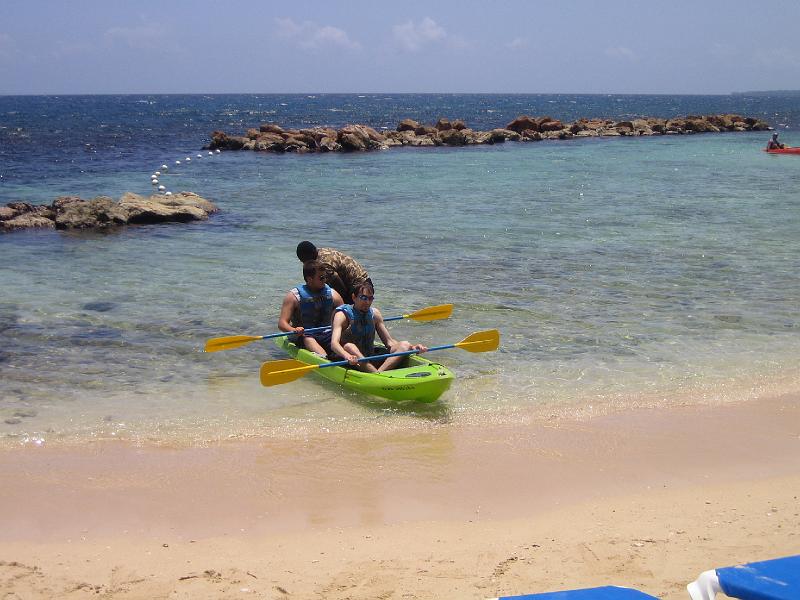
490, 585, 659, 599
687, 555, 800, 600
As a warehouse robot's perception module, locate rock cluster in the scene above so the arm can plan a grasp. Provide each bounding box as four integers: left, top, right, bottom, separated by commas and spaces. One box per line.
207, 113, 771, 154
1, 192, 217, 233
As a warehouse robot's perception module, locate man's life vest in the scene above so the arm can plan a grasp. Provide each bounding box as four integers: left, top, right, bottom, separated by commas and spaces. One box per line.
292, 284, 334, 329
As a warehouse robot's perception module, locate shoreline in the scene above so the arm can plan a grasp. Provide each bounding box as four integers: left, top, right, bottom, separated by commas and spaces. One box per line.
2, 392, 798, 598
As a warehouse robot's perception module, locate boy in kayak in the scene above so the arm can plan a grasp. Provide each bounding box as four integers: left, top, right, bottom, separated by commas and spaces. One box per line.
296, 241, 372, 303
766, 132, 785, 150
330, 281, 428, 372
278, 259, 345, 356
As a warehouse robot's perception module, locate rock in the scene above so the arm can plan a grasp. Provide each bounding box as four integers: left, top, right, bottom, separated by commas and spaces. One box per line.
487, 129, 521, 143
438, 128, 468, 146
0, 206, 16, 221
259, 123, 285, 135
451, 119, 467, 130
435, 118, 452, 131
538, 118, 564, 132
414, 125, 438, 136
338, 132, 368, 151
506, 115, 539, 133
319, 136, 341, 152
397, 118, 421, 132
6, 202, 33, 212
2, 215, 55, 230
55, 196, 128, 229
119, 194, 208, 224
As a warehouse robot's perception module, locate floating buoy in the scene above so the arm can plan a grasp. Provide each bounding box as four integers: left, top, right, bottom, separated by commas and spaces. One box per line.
165, 191, 172, 196
155, 171, 161, 176
151, 179, 159, 185
161, 164, 168, 171
151, 174, 158, 180
175, 160, 181, 165
207, 151, 213, 156
196, 154, 202, 158
185, 157, 191, 162
215, 149, 221, 153
158, 185, 166, 191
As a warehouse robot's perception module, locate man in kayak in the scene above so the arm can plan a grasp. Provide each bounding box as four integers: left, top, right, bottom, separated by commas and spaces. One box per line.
296, 241, 372, 303
330, 281, 428, 372
766, 132, 785, 150
278, 259, 345, 356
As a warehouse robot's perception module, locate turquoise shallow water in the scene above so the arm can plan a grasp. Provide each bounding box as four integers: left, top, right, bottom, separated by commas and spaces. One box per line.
1, 95, 799, 446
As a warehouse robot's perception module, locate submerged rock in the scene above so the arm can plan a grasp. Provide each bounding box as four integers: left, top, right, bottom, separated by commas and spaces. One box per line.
1, 192, 218, 233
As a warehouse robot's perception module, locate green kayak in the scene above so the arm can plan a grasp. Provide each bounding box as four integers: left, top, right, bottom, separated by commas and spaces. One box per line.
274, 337, 454, 403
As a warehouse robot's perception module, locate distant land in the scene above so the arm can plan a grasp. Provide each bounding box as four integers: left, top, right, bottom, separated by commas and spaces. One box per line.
732, 90, 800, 96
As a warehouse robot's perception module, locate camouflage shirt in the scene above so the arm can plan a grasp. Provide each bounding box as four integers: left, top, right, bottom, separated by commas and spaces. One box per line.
316, 248, 370, 300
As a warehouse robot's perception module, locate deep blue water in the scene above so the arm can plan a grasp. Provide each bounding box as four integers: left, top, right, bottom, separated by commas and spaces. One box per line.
1, 94, 799, 446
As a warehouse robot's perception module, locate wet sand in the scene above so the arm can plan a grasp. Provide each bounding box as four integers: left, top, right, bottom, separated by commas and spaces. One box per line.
1, 393, 798, 599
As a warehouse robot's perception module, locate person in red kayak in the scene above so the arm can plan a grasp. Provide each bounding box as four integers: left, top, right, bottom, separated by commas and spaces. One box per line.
329, 281, 427, 372
278, 259, 345, 356
766, 132, 785, 150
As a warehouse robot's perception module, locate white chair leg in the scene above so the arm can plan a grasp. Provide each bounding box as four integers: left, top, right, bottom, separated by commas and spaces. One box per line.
687, 569, 722, 600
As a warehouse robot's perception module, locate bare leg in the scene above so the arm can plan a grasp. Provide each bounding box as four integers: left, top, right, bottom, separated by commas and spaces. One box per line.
341, 342, 379, 372
377, 340, 412, 372
300, 336, 329, 357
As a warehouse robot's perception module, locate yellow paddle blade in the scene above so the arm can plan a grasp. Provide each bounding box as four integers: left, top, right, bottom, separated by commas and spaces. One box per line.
204, 335, 264, 353
405, 303, 453, 322
260, 358, 318, 387
454, 329, 500, 353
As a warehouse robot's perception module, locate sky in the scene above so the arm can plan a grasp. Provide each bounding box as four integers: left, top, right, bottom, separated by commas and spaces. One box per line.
1, 0, 799, 95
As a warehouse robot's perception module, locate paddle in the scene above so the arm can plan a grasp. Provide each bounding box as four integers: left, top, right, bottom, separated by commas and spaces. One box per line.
204, 304, 452, 353
260, 329, 500, 387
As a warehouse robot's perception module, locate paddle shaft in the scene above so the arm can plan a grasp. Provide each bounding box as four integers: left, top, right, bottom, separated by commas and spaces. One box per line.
253, 313, 417, 340
318, 342, 456, 370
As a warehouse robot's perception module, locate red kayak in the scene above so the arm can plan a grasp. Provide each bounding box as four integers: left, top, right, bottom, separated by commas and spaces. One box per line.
765, 146, 800, 154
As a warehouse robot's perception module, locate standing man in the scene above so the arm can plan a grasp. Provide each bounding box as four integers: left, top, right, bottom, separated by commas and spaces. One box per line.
296, 241, 372, 303
278, 259, 344, 356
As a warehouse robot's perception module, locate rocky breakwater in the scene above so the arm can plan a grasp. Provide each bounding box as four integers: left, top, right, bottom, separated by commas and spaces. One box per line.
207, 113, 771, 154
1, 192, 217, 233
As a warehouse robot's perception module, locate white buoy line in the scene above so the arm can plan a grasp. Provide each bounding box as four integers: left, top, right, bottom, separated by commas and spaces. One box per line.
150, 149, 222, 195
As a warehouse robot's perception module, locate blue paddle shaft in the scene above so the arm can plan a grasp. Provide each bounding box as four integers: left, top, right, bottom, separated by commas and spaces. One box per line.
319, 343, 455, 370
264, 314, 404, 339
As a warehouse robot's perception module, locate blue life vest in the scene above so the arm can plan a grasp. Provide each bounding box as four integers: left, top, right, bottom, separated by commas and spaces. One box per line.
294, 284, 334, 329
336, 304, 376, 355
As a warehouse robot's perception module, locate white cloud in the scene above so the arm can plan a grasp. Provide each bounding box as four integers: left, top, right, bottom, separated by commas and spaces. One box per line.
275, 18, 361, 51
506, 37, 529, 50
104, 23, 169, 50
605, 46, 637, 61
392, 17, 447, 52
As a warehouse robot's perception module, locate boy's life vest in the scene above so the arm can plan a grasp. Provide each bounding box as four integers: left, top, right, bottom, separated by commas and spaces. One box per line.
335, 304, 376, 356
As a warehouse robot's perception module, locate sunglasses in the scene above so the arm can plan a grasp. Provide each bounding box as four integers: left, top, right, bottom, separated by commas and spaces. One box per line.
357, 294, 375, 301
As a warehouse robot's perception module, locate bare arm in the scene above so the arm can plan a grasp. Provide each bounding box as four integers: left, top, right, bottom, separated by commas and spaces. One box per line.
278, 291, 302, 334
331, 289, 344, 309
330, 310, 357, 364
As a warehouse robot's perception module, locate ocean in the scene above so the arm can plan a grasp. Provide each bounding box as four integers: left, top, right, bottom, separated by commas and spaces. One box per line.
1, 93, 799, 446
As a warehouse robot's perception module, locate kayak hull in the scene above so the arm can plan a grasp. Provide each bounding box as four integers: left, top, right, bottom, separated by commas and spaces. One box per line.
275, 337, 454, 403
765, 147, 800, 154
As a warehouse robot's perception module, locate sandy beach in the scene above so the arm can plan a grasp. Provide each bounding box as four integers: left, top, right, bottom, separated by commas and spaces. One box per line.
1, 393, 798, 599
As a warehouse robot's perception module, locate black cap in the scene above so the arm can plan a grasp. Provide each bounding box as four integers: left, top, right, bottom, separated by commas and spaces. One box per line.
296, 241, 318, 261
